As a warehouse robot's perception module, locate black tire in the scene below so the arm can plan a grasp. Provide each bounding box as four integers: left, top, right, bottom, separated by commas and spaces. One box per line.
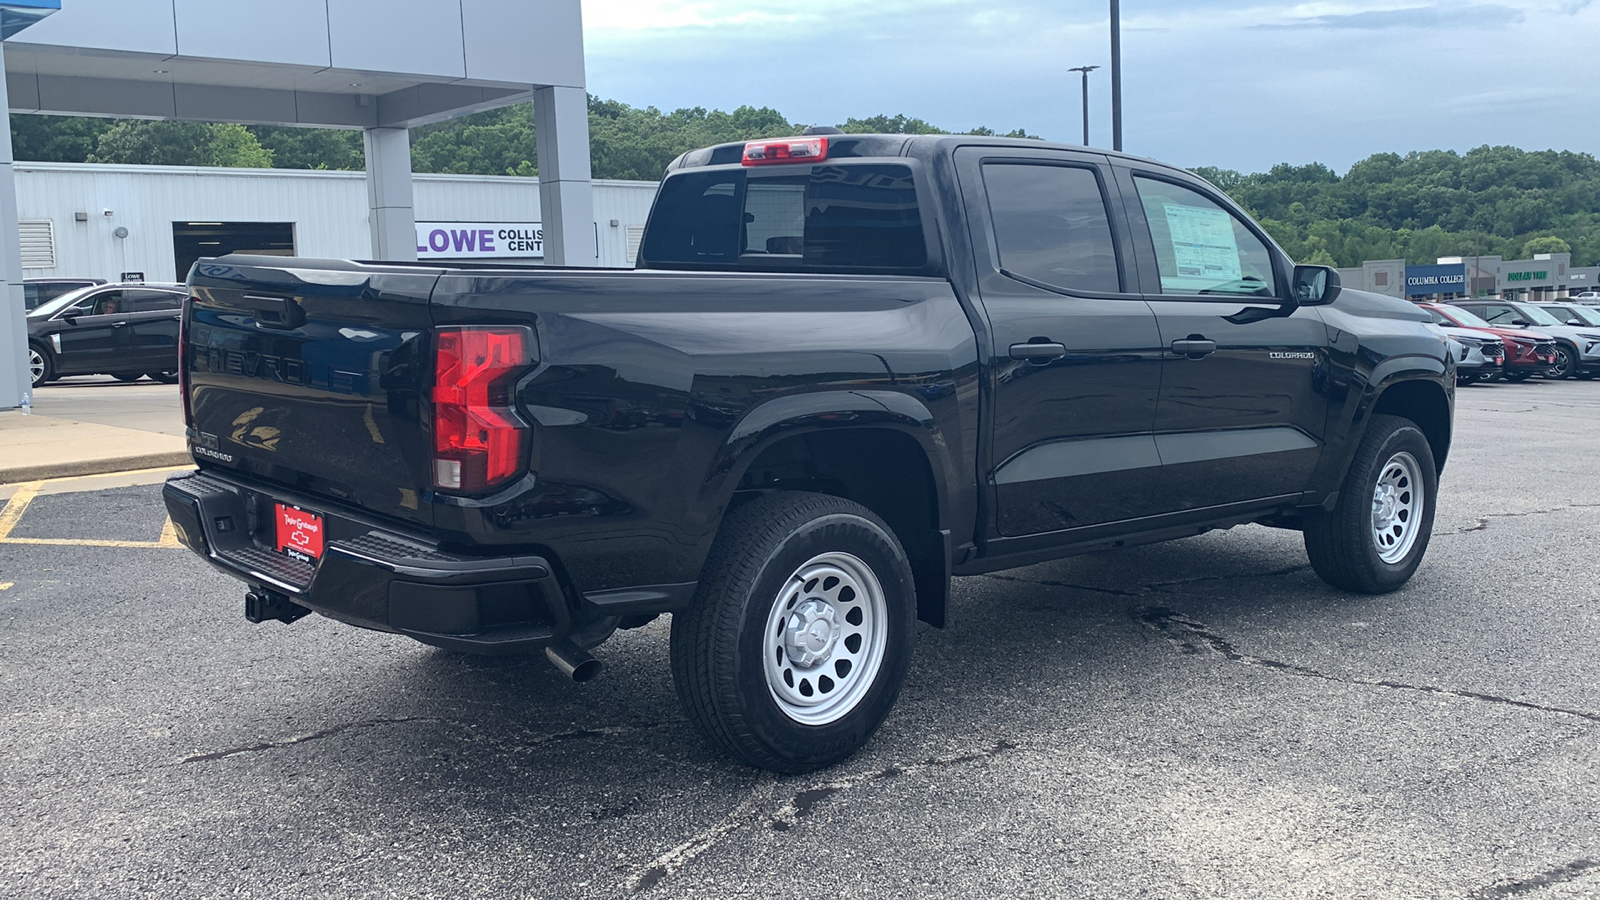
1505, 370, 1531, 382
114, 373, 144, 383
1547, 344, 1576, 379
27, 344, 53, 388
1304, 414, 1437, 594
670, 491, 915, 773
147, 371, 180, 384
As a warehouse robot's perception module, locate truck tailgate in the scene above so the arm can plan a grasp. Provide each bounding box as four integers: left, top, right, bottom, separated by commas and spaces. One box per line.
186, 258, 444, 528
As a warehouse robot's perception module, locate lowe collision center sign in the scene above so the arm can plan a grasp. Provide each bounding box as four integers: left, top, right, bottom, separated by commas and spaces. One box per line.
416, 222, 543, 259
1405, 263, 1466, 297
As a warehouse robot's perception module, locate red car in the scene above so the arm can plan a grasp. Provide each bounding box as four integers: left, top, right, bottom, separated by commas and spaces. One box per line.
1418, 303, 1558, 381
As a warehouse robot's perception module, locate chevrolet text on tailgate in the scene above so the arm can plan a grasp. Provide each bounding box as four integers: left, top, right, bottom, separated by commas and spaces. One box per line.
166, 131, 1454, 772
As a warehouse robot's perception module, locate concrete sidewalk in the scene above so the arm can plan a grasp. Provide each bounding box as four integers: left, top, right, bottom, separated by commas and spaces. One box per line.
0, 409, 191, 484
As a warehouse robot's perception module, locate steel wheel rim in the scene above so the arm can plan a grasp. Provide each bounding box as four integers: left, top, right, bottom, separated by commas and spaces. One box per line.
1370, 451, 1423, 564
27, 348, 44, 384
763, 551, 887, 726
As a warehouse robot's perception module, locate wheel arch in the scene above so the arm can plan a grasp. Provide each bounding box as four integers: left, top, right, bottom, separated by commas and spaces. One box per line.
1370, 378, 1452, 473
709, 393, 954, 626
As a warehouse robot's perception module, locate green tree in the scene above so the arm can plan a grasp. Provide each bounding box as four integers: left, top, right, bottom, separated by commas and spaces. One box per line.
89, 120, 273, 167
1522, 235, 1572, 257
10, 114, 115, 162
248, 126, 364, 170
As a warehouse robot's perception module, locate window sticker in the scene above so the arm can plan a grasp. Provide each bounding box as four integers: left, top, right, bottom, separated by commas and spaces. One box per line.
1162, 203, 1241, 287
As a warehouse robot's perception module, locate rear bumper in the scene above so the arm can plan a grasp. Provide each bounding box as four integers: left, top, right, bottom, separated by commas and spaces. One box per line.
163, 469, 589, 652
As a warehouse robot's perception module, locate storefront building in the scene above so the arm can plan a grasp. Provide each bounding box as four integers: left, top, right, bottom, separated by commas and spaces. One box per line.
14, 162, 658, 283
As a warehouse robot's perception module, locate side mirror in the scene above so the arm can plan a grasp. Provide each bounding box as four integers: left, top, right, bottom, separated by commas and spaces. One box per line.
62, 314, 80, 326
1292, 265, 1341, 305
1510, 319, 1530, 327
1570, 319, 1583, 326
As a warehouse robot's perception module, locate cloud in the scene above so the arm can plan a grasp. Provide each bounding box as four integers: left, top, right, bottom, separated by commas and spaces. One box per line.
578, 0, 1600, 174
1256, 4, 1524, 29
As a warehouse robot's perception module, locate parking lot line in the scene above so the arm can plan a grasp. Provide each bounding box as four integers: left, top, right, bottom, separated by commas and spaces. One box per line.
0, 476, 182, 549
0, 480, 40, 541
0, 582, 12, 591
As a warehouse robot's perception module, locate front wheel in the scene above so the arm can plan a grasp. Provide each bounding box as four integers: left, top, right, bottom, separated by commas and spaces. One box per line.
1504, 370, 1531, 382
147, 371, 179, 384
1547, 345, 1576, 379
670, 491, 915, 773
1304, 414, 1438, 594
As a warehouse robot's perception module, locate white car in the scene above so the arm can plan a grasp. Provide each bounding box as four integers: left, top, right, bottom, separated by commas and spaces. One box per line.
1425, 323, 1505, 384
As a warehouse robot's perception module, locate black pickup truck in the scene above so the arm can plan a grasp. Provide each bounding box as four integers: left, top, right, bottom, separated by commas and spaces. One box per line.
164, 132, 1453, 772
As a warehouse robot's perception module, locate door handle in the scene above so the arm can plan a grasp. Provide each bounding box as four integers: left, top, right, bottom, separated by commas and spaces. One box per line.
1009, 341, 1067, 362
111, 322, 129, 328
1171, 338, 1216, 359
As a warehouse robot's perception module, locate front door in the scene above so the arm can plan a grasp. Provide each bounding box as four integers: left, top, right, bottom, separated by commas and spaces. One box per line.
52, 289, 125, 375
1119, 169, 1331, 512
956, 147, 1165, 539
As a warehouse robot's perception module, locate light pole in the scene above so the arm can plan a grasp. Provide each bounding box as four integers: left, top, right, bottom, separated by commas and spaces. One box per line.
1068, 65, 1099, 146
1110, 0, 1123, 152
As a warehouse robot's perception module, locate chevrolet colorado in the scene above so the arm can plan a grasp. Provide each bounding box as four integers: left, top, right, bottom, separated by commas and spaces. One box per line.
164, 132, 1453, 771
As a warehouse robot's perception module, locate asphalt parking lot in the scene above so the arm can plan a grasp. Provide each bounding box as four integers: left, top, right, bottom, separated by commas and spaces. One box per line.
4, 380, 1600, 899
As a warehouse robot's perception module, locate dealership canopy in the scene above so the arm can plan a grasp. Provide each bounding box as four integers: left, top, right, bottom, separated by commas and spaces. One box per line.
1, 0, 597, 410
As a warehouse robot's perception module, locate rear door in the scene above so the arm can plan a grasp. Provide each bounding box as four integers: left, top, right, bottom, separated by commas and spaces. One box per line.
1118, 167, 1331, 512
120, 289, 184, 371
956, 146, 1166, 539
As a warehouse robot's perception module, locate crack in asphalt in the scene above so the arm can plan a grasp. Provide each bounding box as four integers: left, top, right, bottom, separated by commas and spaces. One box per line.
1470, 858, 1600, 898
1139, 607, 1600, 725
1447, 501, 1600, 534
624, 740, 1017, 893
183, 717, 447, 762
182, 718, 669, 764
983, 572, 1141, 596
1146, 565, 1313, 592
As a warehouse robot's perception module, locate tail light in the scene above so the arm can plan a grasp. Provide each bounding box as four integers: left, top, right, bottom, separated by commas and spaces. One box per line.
179, 296, 194, 425
432, 326, 533, 493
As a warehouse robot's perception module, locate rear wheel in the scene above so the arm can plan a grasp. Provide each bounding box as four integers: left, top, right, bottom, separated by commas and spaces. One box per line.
114, 373, 144, 383
670, 491, 915, 773
27, 344, 53, 388
147, 371, 179, 384
1504, 370, 1531, 382
1304, 414, 1437, 594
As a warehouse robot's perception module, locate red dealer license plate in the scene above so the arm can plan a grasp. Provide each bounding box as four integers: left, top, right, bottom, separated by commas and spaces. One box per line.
275, 503, 324, 563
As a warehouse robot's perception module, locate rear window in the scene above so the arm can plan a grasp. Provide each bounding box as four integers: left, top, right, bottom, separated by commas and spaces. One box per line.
639, 163, 927, 272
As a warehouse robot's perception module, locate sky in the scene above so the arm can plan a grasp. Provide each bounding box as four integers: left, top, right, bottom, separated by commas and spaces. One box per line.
579, 0, 1599, 175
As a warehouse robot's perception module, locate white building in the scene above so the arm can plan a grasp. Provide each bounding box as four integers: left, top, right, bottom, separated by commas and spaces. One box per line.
15, 163, 658, 282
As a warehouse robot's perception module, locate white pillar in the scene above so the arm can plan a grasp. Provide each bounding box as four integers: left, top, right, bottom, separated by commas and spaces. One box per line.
0, 41, 30, 410
363, 126, 417, 261
533, 86, 597, 267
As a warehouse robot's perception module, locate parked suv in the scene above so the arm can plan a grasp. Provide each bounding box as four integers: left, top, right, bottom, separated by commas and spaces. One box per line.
1420, 303, 1557, 382
26, 282, 187, 387
1455, 299, 1600, 379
